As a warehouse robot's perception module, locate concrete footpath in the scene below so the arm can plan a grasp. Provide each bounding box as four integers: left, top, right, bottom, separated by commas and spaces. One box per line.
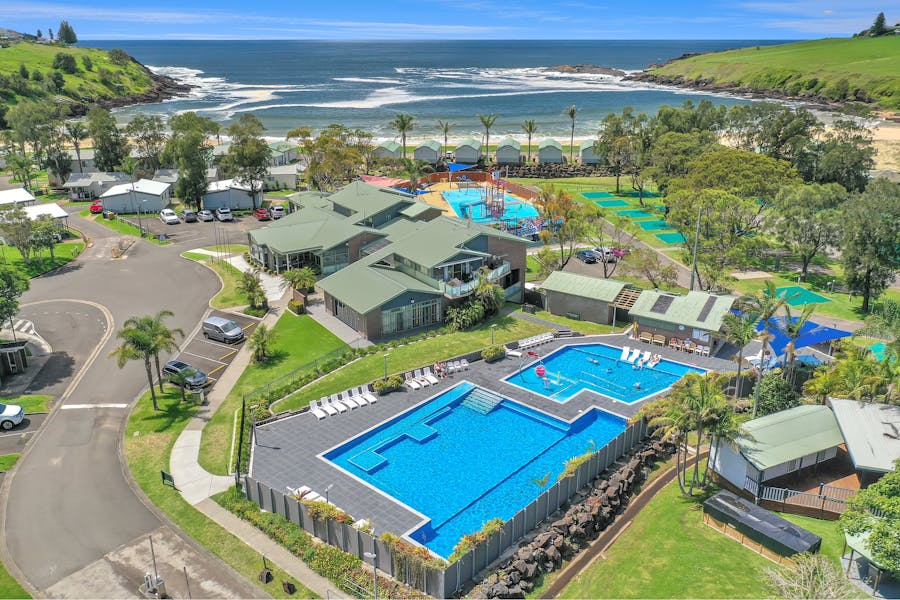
168, 291, 333, 598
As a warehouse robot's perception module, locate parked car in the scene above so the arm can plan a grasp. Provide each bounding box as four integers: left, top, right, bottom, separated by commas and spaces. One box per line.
592, 247, 618, 263
181, 209, 198, 223
575, 249, 597, 263
215, 207, 233, 222
198, 209, 214, 222
161, 360, 209, 390
159, 208, 179, 225
0, 401, 25, 430
270, 205, 286, 219
202, 316, 245, 344
89, 200, 104, 214
254, 207, 271, 221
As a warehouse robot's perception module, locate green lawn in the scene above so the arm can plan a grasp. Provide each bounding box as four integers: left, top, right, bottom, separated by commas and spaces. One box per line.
274, 313, 552, 414
201, 244, 249, 255
0, 454, 19, 471
180, 251, 210, 262
560, 482, 774, 598
1, 241, 84, 277
86, 214, 170, 246
0, 394, 52, 413
124, 389, 316, 599
778, 514, 844, 566
181, 255, 250, 309
518, 309, 622, 335
198, 313, 345, 475
0, 559, 28, 600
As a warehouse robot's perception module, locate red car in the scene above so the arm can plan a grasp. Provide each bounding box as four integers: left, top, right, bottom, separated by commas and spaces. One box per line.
254, 208, 271, 221
89, 200, 104, 214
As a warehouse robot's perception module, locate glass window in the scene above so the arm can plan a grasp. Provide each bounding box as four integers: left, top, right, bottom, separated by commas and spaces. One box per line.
381, 298, 441, 335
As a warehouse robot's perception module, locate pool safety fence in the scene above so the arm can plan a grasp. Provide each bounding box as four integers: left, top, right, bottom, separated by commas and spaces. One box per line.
242, 418, 648, 598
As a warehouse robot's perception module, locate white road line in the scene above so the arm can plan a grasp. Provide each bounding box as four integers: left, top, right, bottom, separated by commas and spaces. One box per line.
180, 350, 227, 365
60, 403, 129, 410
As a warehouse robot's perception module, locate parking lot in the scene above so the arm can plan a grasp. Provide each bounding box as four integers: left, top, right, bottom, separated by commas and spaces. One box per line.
170, 310, 258, 394
139, 213, 262, 246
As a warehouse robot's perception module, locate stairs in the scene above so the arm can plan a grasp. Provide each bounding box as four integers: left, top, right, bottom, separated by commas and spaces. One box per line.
461, 388, 505, 415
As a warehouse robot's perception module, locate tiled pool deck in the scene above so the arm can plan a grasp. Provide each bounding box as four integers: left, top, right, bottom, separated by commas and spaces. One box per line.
249, 334, 734, 544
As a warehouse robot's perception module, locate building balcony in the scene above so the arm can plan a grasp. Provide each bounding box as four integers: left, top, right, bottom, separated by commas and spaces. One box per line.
440, 262, 511, 298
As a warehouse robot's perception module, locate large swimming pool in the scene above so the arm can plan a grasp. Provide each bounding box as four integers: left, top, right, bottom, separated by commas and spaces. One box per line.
443, 188, 539, 224
324, 382, 625, 558
504, 343, 705, 403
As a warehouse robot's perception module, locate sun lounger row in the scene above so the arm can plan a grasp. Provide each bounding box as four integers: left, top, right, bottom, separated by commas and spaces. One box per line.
638, 332, 667, 346
518, 332, 554, 351
309, 386, 378, 420
668, 338, 710, 356
403, 362, 468, 390
287, 486, 346, 511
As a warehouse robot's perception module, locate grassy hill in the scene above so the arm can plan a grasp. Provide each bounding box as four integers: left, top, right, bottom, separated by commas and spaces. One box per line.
643, 37, 900, 110
0, 40, 185, 115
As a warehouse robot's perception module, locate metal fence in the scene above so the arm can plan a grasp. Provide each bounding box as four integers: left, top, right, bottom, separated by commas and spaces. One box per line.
757, 483, 855, 517
244, 342, 357, 405
243, 418, 648, 597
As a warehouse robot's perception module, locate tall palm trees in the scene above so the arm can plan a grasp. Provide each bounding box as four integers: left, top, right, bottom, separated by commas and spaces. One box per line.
473, 266, 505, 314
477, 113, 498, 162
110, 311, 184, 409
739, 280, 787, 417
721, 312, 758, 397
110, 323, 158, 410
521, 119, 537, 163
437, 119, 454, 159
281, 266, 317, 302
64, 121, 87, 174
781, 303, 815, 384
390, 113, 414, 159
398, 157, 432, 193
566, 105, 577, 163
249, 323, 277, 363
146, 310, 184, 394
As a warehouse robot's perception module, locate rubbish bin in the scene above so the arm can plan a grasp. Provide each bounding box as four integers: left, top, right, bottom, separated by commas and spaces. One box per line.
104, 211, 116, 220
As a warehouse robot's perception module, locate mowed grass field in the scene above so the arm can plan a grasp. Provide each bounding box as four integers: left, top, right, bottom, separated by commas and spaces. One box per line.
650, 37, 900, 109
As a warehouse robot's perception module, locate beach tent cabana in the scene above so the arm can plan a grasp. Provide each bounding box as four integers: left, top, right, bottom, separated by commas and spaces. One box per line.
538, 139, 564, 164
375, 141, 402, 160
413, 140, 441, 164
454, 138, 482, 164
495, 138, 521, 164
580, 139, 602, 165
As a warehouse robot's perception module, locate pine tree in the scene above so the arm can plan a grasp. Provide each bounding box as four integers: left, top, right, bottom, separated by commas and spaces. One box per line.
58, 21, 78, 45
36, 29, 42, 39
871, 12, 887, 35
48, 28, 54, 40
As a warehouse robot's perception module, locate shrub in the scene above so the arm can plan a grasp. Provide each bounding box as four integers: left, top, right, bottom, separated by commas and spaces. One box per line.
756, 370, 799, 416
287, 299, 305, 315
372, 374, 404, 395
30, 70, 44, 82
481, 345, 505, 362
107, 48, 131, 65
47, 71, 65, 91
449, 518, 505, 562
52, 52, 77, 74
82, 56, 93, 71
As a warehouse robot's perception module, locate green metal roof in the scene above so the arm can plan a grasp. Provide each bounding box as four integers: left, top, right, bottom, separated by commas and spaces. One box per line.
328, 181, 413, 219
828, 398, 900, 473
629, 290, 735, 331
415, 140, 441, 152
735, 405, 844, 472
268, 141, 297, 153
378, 141, 401, 152
388, 216, 523, 269
317, 264, 440, 315
455, 138, 481, 150
539, 139, 562, 150
399, 202, 436, 219
497, 137, 520, 150
580, 139, 598, 151
251, 216, 363, 254
540, 271, 626, 303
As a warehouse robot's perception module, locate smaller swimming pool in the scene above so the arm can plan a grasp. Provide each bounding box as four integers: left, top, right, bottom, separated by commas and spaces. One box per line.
505, 343, 705, 403
443, 188, 539, 224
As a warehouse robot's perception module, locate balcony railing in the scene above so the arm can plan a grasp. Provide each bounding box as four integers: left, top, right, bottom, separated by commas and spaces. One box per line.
440, 262, 511, 298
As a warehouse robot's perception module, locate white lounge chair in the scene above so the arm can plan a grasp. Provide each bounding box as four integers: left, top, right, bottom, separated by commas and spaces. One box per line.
620, 346, 630, 361
287, 485, 312, 497
413, 369, 431, 386
358, 386, 377, 403
700, 346, 710, 357
422, 367, 440, 385
304, 492, 323, 502
505, 345, 523, 358
309, 401, 328, 420
637, 350, 651, 367
347, 388, 368, 406
405, 373, 422, 390
460, 359, 470, 370
319, 397, 339, 416
626, 348, 641, 363
340, 392, 362, 409
329, 394, 349, 412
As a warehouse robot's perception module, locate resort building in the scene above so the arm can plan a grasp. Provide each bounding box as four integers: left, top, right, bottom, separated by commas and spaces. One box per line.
317, 216, 527, 339
413, 140, 442, 164
268, 141, 299, 167
828, 398, 900, 485
265, 165, 300, 190
454, 138, 482, 164
540, 271, 637, 325
99, 179, 172, 213
62, 172, 131, 200
152, 169, 180, 185
375, 141, 402, 160
629, 289, 735, 354
48, 148, 98, 185
495, 138, 522, 164
23, 203, 68, 228
580, 140, 603, 165
0, 187, 36, 207
248, 181, 443, 275
206, 166, 221, 183
202, 179, 262, 211
538, 139, 564, 164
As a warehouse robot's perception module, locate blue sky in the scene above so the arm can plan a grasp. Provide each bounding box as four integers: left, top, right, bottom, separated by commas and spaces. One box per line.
0, 0, 894, 39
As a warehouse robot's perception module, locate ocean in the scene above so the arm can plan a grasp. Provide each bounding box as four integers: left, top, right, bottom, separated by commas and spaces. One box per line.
84, 40, 791, 139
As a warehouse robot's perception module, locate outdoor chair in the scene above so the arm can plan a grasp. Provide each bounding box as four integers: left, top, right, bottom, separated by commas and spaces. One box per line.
620, 346, 630, 361
652, 334, 666, 346
347, 388, 368, 406
319, 397, 339, 416
329, 394, 350, 412
404, 372, 422, 390
626, 348, 641, 363
358, 386, 377, 403
413, 369, 431, 386
340, 392, 362, 409
309, 401, 328, 420
505, 345, 523, 358
422, 367, 440, 385
460, 359, 470, 369
639, 332, 653, 344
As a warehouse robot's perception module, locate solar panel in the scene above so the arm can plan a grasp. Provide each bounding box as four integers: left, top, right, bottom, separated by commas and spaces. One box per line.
650, 295, 674, 314
697, 297, 718, 322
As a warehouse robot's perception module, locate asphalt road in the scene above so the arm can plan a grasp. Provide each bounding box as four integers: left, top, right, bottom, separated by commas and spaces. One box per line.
1, 213, 260, 597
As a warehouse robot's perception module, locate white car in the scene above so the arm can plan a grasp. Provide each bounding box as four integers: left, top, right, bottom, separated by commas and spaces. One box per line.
160, 209, 179, 225
215, 207, 234, 222
270, 205, 286, 219
198, 209, 214, 222
0, 401, 24, 430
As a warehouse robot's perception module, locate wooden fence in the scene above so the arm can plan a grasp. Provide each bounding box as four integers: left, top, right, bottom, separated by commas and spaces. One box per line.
243, 418, 648, 597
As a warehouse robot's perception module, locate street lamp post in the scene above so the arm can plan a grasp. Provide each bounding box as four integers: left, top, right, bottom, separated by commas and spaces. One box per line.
363, 551, 378, 600
324, 483, 333, 506
383, 354, 390, 379
491, 324, 497, 345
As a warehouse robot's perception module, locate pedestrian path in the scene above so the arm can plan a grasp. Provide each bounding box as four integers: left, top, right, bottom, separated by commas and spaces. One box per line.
305, 298, 372, 347
224, 255, 285, 303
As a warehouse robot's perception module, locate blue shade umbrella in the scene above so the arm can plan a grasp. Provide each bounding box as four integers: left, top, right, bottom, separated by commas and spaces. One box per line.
795, 354, 824, 367
755, 316, 851, 357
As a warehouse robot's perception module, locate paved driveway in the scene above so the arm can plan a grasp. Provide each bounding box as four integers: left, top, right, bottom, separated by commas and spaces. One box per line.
172, 310, 257, 394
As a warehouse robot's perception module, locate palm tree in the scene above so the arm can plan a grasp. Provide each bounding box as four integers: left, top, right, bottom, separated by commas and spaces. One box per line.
389, 113, 414, 159
281, 266, 317, 302
109, 322, 158, 410
721, 312, 758, 397
64, 121, 87, 174
166, 366, 198, 403
639, 396, 692, 495
477, 113, 498, 162
437, 120, 455, 159
521, 119, 537, 163
702, 399, 740, 487
473, 266, 505, 314
398, 158, 432, 193
121, 311, 183, 395
676, 372, 728, 495
566, 105, 577, 162
739, 281, 787, 417
781, 303, 815, 385
249, 323, 277, 363
237, 269, 266, 309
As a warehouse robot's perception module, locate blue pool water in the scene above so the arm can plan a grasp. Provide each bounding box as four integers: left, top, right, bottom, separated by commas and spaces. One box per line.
504, 343, 705, 403
325, 382, 625, 558
443, 188, 539, 224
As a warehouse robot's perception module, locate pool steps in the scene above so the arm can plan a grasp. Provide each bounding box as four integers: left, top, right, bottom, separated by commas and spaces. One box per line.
461, 388, 505, 415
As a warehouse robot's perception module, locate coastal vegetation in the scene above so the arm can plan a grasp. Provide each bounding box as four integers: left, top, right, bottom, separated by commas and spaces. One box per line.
643, 36, 900, 110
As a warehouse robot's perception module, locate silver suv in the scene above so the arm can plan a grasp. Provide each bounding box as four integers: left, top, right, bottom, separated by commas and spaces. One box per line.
161, 360, 209, 389
215, 207, 234, 221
